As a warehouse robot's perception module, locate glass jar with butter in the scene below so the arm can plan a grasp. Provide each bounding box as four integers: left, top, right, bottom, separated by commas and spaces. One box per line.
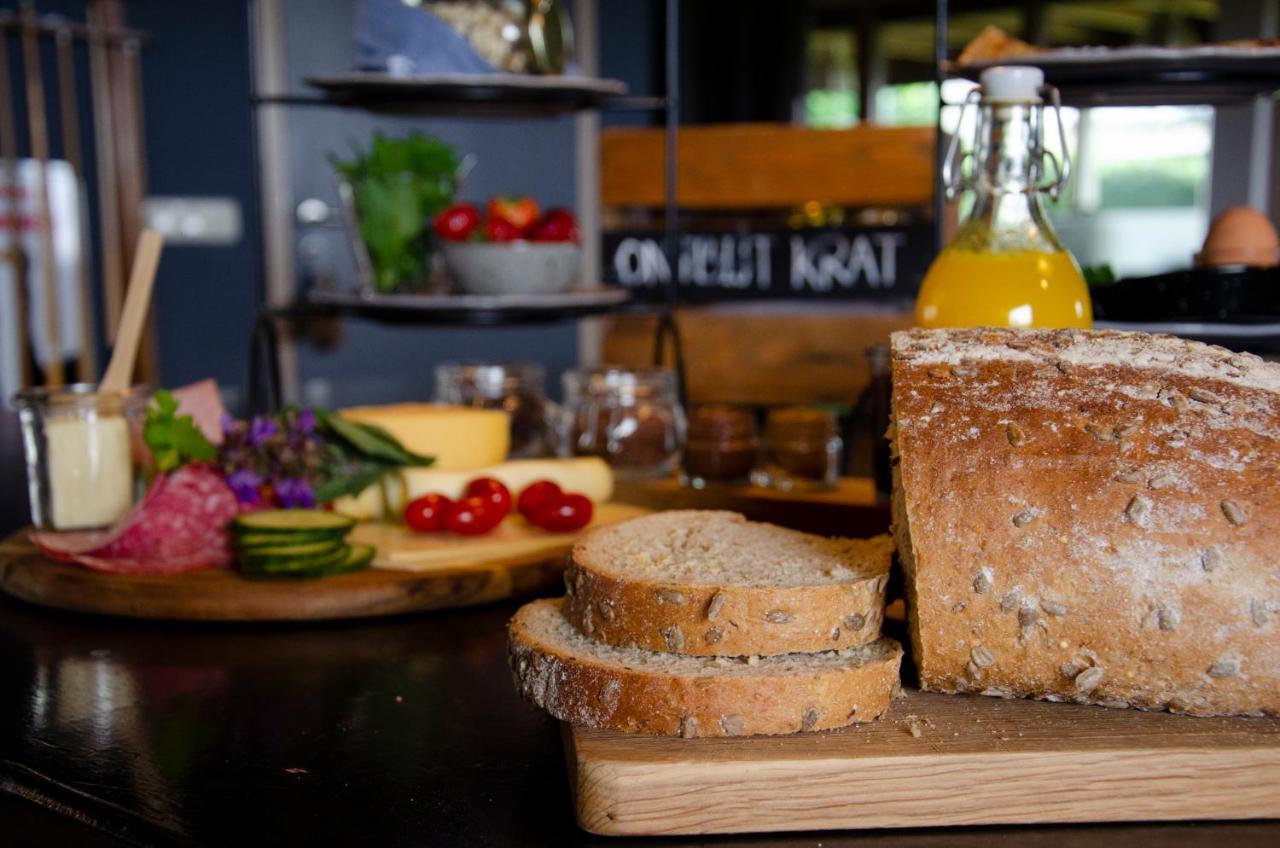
13, 384, 151, 530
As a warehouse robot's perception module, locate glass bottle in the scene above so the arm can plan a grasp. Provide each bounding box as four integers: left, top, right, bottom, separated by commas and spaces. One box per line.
916, 66, 1091, 329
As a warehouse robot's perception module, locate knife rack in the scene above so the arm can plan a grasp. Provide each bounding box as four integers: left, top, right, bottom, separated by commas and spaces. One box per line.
0, 0, 152, 392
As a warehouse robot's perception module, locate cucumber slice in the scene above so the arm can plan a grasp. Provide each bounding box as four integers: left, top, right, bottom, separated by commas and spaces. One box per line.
240, 544, 351, 575
239, 544, 374, 580
235, 540, 343, 559
305, 544, 376, 578
232, 510, 355, 536
234, 531, 345, 550
330, 543, 375, 574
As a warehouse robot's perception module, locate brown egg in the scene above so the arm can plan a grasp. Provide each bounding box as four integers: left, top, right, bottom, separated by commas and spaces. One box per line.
1197, 206, 1280, 268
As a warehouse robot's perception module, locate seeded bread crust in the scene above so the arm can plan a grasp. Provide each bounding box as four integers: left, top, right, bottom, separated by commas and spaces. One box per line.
891, 328, 1280, 717
508, 598, 903, 736
562, 511, 892, 657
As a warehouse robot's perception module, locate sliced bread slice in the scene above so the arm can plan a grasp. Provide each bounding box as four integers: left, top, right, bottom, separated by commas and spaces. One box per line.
509, 598, 903, 737
562, 510, 892, 656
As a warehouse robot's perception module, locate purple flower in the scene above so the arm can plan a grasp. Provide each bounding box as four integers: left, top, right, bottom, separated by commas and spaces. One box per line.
296, 408, 317, 435
226, 469, 264, 505
221, 411, 238, 435
275, 477, 315, 509
248, 415, 279, 447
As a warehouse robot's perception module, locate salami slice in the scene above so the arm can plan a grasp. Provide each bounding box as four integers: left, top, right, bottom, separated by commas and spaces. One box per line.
31, 465, 238, 574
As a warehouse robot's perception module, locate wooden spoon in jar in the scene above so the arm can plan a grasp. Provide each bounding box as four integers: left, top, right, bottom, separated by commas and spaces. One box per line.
99, 229, 164, 394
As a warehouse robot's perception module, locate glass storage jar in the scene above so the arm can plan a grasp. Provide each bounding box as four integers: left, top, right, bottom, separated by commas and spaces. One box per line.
865, 344, 893, 502
559, 367, 685, 480
680, 405, 758, 488
753, 406, 842, 491
13, 384, 152, 530
434, 362, 553, 458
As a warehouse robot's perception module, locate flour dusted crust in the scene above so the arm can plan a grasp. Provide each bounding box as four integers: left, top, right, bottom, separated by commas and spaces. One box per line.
890, 328, 1280, 717
508, 599, 903, 737
562, 511, 892, 656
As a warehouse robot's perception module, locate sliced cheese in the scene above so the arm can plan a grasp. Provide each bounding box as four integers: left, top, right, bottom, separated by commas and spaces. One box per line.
338, 403, 509, 470
331, 481, 385, 521
394, 457, 614, 516
333, 457, 614, 521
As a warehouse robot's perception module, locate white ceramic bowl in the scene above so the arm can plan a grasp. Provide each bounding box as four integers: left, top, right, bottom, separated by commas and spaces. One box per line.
442, 241, 582, 296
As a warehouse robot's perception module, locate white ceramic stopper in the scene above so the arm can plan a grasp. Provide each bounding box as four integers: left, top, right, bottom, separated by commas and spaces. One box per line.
980, 65, 1044, 102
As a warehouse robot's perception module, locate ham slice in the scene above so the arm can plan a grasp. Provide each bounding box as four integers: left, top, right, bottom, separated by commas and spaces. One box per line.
171, 379, 227, 445
31, 465, 239, 575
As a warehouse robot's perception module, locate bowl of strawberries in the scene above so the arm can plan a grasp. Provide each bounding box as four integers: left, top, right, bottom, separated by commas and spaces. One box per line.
436, 196, 582, 296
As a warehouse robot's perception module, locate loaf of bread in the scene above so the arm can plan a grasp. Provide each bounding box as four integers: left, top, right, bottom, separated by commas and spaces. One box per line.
890, 328, 1279, 717
562, 511, 892, 656
509, 598, 903, 737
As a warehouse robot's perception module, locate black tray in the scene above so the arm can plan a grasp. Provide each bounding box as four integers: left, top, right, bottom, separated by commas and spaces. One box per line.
1090, 265, 1280, 323
301, 72, 632, 116
952, 45, 1280, 105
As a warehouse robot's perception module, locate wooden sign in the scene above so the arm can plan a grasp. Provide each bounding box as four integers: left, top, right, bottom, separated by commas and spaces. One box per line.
602, 226, 933, 302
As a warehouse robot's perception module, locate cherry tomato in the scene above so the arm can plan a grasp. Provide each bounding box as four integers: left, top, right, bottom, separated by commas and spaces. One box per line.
404, 493, 453, 533
517, 480, 562, 519
465, 477, 512, 515
484, 215, 522, 242
444, 495, 505, 536
531, 493, 593, 533
434, 203, 480, 241
487, 195, 541, 231
529, 208, 579, 242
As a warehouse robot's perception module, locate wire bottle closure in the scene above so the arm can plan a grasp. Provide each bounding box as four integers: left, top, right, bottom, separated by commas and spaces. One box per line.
943, 80, 1071, 202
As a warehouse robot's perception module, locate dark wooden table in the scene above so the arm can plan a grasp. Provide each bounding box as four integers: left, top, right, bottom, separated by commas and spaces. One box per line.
1, 590, 1277, 847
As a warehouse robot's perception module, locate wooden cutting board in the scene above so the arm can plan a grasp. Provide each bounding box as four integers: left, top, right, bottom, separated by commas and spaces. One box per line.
565, 687, 1280, 836
0, 503, 646, 622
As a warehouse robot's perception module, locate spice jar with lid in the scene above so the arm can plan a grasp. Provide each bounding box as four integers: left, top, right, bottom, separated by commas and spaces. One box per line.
680, 405, 758, 488
559, 367, 685, 480
435, 362, 553, 458
753, 406, 842, 491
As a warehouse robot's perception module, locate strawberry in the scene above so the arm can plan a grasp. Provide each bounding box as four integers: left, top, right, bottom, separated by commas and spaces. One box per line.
434, 203, 480, 241
529, 208, 579, 243
484, 215, 522, 242
487, 196, 541, 232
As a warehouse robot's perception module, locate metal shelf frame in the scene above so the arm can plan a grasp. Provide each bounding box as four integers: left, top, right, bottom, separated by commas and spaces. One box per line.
245, 0, 685, 413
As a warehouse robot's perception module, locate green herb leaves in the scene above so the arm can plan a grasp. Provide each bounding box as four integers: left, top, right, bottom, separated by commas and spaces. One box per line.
144, 389, 216, 473
331, 132, 460, 293
309, 410, 434, 504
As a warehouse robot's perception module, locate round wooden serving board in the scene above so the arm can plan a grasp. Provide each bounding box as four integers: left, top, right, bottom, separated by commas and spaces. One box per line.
0, 503, 647, 622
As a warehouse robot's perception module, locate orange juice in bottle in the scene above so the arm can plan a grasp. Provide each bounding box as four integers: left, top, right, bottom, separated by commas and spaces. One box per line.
916, 66, 1091, 329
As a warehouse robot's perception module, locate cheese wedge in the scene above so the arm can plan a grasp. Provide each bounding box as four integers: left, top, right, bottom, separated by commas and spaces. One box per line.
332, 457, 614, 521
338, 403, 510, 470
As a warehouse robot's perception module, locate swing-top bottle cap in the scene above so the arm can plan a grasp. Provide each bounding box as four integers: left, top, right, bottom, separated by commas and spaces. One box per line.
980, 65, 1044, 102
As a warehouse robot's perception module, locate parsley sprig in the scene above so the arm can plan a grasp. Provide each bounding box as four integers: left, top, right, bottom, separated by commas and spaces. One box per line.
143, 389, 216, 473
